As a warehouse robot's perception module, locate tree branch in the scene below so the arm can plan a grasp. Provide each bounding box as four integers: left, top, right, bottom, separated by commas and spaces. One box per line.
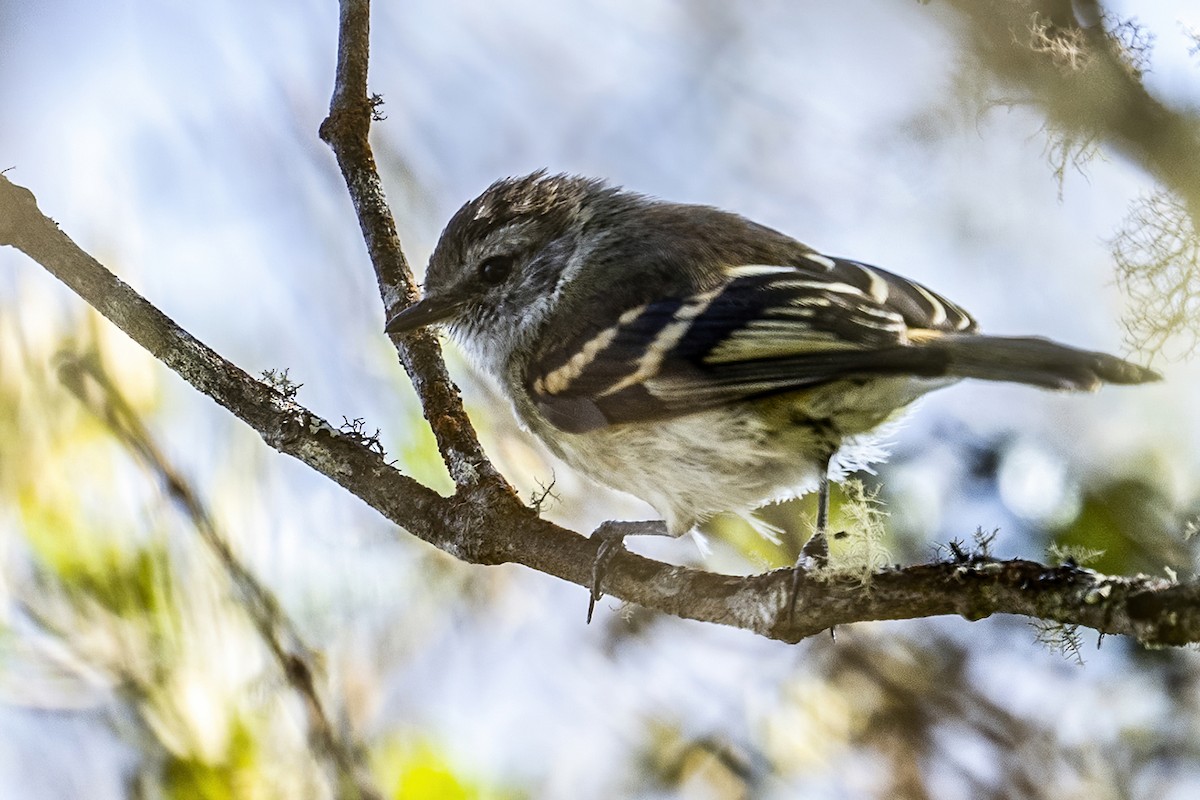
0, 175, 452, 549
946, 0, 1200, 227
3, 0, 1198, 648
317, 0, 505, 491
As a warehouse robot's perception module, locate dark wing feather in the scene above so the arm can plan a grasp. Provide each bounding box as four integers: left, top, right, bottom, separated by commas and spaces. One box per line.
527, 256, 976, 433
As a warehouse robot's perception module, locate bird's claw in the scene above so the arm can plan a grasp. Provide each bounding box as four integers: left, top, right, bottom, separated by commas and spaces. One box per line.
800, 530, 829, 568
787, 562, 806, 621
586, 520, 670, 623
588, 532, 627, 624
788, 530, 837, 620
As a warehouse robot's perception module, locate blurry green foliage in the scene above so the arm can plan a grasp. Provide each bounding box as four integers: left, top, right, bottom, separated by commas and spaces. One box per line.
1053, 477, 1187, 576
373, 738, 523, 800
0, 322, 333, 796
21, 497, 172, 623
162, 717, 260, 800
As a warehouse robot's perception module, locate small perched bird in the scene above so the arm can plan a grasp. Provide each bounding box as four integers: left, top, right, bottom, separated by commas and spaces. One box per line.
386, 172, 1159, 615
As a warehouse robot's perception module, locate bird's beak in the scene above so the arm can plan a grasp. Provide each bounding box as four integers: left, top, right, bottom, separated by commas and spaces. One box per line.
385, 294, 462, 335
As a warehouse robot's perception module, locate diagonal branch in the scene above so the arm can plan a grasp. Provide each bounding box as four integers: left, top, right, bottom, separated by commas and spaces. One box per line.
0, 175, 450, 550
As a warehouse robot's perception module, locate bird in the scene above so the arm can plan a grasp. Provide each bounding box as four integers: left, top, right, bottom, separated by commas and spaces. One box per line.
385, 171, 1160, 617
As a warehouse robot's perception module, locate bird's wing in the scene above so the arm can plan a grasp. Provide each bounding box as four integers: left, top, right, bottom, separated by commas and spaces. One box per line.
526, 255, 976, 433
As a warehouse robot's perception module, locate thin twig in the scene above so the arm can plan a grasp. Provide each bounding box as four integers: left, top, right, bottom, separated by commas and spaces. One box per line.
318, 0, 507, 491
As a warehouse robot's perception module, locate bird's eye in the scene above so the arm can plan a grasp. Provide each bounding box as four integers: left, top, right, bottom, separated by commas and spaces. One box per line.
478, 254, 515, 285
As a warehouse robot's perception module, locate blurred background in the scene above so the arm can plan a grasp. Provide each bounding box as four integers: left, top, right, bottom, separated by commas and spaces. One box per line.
2, 0, 1200, 797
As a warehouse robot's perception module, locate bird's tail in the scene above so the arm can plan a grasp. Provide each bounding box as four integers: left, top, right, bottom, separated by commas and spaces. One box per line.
923, 333, 1160, 390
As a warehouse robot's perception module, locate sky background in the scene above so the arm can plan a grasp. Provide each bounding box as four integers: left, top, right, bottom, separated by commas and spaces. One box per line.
3, 1, 1200, 798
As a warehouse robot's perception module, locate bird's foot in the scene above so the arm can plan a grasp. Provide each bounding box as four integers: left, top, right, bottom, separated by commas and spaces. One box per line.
787, 529, 842, 620
800, 530, 830, 569
587, 519, 669, 623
